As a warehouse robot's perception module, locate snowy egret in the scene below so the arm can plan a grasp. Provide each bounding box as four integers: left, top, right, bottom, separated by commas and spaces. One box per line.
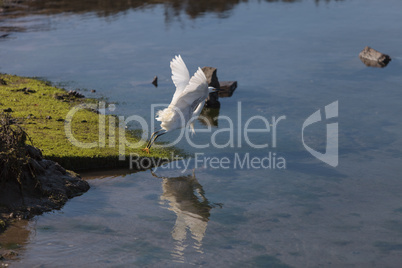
142, 55, 214, 153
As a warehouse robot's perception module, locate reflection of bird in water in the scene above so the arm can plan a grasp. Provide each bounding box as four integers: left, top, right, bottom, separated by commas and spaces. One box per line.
143, 55, 215, 153
151, 170, 221, 262
198, 106, 220, 127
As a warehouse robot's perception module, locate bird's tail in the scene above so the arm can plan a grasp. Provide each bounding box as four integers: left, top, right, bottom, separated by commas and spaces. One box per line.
156, 107, 177, 131
156, 108, 173, 122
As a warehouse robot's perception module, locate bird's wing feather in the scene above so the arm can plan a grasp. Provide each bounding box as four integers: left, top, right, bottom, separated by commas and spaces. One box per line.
171, 67, 208, 108
192, 100, 206, 118
189, 100, 206, 134
157, 57, 208, 133
170, 55, 190, 104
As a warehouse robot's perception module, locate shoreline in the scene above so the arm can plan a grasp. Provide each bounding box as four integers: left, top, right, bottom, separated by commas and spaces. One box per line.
0, 73, 181, 170
0, 73, 182, 246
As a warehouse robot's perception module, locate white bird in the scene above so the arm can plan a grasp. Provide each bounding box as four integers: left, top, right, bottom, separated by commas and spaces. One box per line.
143, 55, 213, 153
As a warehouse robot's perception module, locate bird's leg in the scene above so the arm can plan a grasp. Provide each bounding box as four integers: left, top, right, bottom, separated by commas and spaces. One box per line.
147, 132, 166, 150
145, 130, 162, 148
142, 130, 161, 154
142, 147, 150, 154
142, 129, 166, 154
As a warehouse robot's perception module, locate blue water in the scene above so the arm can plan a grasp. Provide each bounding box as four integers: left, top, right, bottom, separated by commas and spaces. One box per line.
1, 0, 402, 266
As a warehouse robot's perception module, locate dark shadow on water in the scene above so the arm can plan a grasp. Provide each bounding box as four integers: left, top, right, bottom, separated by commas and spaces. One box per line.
47, 155, 170, 172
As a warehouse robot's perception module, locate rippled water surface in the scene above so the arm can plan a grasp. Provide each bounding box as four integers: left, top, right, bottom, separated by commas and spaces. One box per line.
1, 0, 402, 266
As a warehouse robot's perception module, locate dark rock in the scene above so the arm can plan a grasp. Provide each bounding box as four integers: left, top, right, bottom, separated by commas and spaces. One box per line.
81, 120, 87, 123
28, 158, 46, 174
12, 87, 36, 94
0, 78, 7, 85
25, 144, 42, 160
0, 144, 90, 220
68, 90, 84, 98
3, 108, 12, 112
53, 93, 63, 100
201, 67, 220, 89
152, 76, 158, 87
218, 81, 237, 97
38, 159, 52, 169
86, 107, 100, 114
56, 118, 65, 122
359, 46, 391, 68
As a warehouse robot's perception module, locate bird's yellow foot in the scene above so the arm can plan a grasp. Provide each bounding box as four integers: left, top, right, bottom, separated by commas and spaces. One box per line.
142, 148, 150, 154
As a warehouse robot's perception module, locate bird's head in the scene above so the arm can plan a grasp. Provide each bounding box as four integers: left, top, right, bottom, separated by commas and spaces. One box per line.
208, 86, 216, 92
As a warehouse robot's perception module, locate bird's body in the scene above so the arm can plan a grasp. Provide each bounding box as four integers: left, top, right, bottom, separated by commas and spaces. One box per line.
143, 55, 211, 153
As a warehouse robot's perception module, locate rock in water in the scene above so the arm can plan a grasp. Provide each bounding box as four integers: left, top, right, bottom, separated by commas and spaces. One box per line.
152, 76, 158, 87
201, 67, 238, 104
202, 67, 220, 89
359, 46, 391, 68
218, 81, 237, 98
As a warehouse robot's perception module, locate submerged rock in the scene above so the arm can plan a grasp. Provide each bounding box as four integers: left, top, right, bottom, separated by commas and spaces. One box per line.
359, 46, 391, 68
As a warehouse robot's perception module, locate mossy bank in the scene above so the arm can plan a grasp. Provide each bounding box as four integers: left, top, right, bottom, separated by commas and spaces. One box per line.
0, 73, 181, 171
0, 73, 183, 246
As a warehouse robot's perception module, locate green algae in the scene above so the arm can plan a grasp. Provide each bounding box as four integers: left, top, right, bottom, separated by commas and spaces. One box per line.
0, 74, 182, 171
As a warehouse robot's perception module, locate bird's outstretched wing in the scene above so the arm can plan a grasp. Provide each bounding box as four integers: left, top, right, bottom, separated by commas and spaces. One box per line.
170, 55, 190, 104
171, 68, 208, 121
171, 67, 208, 108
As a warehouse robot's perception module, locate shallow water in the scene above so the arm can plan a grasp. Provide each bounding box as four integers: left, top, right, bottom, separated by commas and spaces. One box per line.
1, 0, 402, 267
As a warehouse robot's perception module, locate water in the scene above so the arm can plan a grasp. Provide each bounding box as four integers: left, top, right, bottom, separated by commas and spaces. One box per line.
1, 0, 402, 266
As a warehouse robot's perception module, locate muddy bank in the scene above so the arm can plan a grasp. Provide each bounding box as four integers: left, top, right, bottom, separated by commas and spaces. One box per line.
0, 144, 89, 221
0, 72, 179, 256
0, 144, 89, 260
0, 115, 89, 240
